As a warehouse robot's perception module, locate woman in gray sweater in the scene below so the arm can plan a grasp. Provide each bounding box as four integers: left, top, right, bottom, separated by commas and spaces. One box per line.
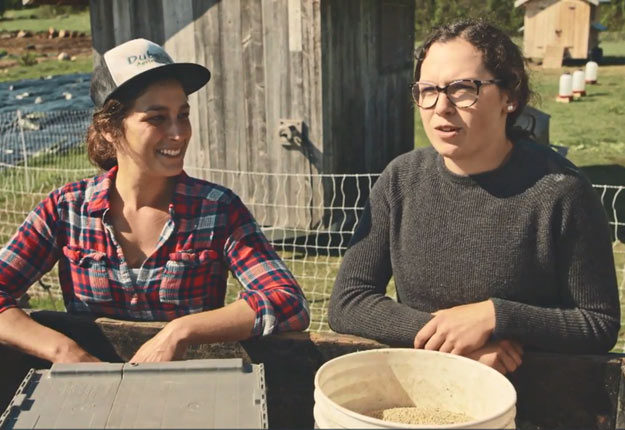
328, 19, 620, 374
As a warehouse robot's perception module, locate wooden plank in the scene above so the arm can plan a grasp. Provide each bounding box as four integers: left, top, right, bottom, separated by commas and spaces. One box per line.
509, 352, 622, 429
89, 0, 116, 55
261, 0, 287, 226
572, 1, 591, 59
616, 362, 625, 430
192, 1, 226, 174
161, 0, 203, 177
185, 0, 208, 175
299, 0, 323, 227
240, 0, 270, 223
317, 0, 414, 231
131, 0, 165, 44
523, 3, 536, 58
527, 0, 560, 58
543, 45, 565, 68
286, 0, 310, 228
275, 1, 300, 229
220, 0, 246, 179
111, 0, 133, 45
558, 1, 576, 55
2, 311, 625, 430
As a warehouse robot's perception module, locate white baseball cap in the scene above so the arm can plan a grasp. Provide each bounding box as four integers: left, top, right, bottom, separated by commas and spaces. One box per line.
90, 38, 210, 107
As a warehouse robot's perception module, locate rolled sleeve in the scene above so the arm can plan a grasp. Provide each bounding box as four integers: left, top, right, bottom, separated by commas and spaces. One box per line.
224, 197, 309, 336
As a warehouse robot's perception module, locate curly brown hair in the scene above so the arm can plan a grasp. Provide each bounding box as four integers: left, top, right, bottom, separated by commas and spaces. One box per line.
414, 19, 532, 139
86, 98, 131, 170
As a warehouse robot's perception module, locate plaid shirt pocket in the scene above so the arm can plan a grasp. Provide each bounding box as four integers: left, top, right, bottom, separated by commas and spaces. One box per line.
62, 246, 112, 303
159, 249, 223, 310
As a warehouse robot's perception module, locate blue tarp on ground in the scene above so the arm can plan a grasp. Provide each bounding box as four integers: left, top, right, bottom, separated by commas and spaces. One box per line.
0, 73, 92, 114
0, 73, 94, 166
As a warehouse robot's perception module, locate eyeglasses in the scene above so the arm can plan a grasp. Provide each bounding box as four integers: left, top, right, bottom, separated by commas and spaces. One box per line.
410, 79, 502, 109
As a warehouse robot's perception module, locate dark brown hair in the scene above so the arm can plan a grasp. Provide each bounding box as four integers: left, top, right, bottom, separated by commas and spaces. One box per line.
414, 19, 532, 138
86, 72, 181, 170
86, 98, 130, 170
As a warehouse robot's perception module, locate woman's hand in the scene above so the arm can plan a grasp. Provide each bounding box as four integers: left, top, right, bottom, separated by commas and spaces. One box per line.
465, 339, 523, 374
413, 300, 496, 354
129, 320, 188, 363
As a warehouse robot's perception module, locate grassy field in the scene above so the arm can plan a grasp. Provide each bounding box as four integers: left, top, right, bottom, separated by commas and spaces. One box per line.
0, 6, 90, 33
0, 56, 91, 82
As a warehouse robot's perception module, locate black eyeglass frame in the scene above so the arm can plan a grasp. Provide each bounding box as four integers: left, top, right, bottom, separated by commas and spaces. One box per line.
409, 79, 503, 109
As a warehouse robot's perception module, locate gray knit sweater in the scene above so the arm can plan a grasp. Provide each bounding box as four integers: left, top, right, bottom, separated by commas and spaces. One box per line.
328, 140, 620, 353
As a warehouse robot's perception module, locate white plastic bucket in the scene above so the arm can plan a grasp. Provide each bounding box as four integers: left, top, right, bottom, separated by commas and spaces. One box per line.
314, 348, 516, 429
558, 73, 573, 97
585, 61, 598, 83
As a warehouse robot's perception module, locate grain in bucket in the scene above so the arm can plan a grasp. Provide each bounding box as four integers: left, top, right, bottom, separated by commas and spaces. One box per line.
313, 348, 516, 429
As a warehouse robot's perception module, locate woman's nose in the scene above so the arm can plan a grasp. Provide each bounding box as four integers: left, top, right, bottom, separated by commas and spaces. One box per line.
434, 92, 455, 116
168, 119, 188, 140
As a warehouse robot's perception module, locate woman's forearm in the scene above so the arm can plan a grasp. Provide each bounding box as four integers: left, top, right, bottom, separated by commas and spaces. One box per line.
173, 299, 257, 345
129, 300, 257, 362
0, 307, 98, 363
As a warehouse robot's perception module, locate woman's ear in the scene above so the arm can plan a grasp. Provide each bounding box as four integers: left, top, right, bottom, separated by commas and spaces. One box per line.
102, 131, 116, 144
503, 97, 516, 114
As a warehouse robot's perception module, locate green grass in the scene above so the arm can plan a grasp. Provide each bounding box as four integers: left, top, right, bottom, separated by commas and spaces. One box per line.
28, 294, 64, 311
0, 146, 95, 238
0, 6, 90, 33
0, 56, 92, 82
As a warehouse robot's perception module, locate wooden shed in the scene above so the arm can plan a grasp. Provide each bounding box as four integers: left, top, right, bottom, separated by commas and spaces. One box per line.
515, 0, 603, 60
89, 0, 415, 231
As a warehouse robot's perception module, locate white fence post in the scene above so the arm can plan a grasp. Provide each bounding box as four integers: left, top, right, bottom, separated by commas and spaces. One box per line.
16, 110, 31, 191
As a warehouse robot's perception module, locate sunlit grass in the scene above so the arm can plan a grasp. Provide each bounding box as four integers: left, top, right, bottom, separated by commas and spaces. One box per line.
0, 6, 90, 33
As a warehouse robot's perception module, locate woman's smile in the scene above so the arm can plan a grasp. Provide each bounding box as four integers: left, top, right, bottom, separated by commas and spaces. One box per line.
156, 147, 184, 158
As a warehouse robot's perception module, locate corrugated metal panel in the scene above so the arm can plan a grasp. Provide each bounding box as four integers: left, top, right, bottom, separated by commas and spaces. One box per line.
0, 359, 267, 429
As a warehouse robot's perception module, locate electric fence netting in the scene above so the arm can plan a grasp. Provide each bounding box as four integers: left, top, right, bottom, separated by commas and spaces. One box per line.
1, 110, 624, 338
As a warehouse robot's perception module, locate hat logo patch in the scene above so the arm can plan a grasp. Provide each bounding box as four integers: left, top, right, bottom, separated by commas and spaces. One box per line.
127, 48, 171, 67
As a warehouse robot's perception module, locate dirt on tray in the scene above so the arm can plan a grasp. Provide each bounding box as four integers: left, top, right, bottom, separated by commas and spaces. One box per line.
0, 32, 91, 69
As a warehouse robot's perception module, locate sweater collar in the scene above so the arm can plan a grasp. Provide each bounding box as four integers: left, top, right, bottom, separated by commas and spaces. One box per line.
436, 141, 524, 188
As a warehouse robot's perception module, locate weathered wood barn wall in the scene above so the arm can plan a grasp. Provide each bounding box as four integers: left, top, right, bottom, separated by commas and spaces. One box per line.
89, 0, 415, 230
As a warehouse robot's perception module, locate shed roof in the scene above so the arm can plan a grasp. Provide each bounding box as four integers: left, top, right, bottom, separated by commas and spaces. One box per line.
515, 0, 599, 7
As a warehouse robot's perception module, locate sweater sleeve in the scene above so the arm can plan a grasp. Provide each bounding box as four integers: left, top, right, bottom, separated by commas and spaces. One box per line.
328, 168, 433, 346
491, 180, 620, 353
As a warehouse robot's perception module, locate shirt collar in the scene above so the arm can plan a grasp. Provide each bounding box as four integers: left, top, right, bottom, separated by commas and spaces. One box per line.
170, 170, 191, 217
86, 166, 191, 216
86, 166, 117, 215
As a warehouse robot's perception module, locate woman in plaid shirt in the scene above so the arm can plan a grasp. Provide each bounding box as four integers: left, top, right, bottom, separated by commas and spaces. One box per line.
0, 39, 309, 363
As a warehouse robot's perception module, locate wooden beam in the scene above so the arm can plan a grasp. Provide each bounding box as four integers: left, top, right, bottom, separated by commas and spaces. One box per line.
543, 45, 565, 68
1, 311, 624, 429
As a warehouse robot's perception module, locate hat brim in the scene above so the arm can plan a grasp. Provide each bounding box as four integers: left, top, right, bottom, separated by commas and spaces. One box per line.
106, 63, 210, 104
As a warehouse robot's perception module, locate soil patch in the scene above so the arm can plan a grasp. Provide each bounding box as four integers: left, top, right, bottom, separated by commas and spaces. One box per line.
0, 32, 91, 69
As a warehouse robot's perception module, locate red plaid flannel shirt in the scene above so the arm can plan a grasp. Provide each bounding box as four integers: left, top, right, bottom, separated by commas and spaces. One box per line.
0, 167, 310, 336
